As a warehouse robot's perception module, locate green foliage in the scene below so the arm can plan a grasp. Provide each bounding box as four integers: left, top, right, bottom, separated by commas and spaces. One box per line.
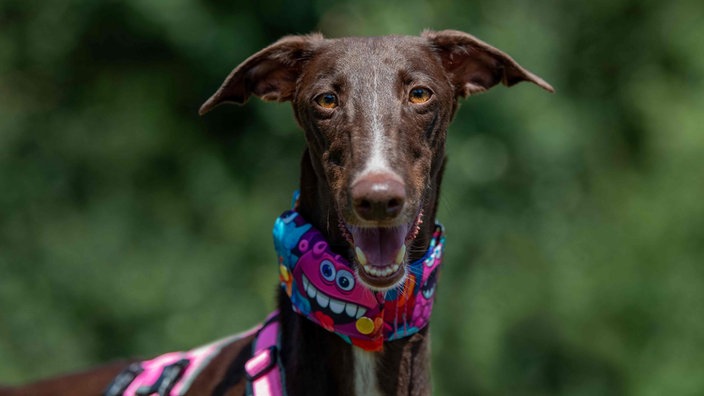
1, 0, 703, 394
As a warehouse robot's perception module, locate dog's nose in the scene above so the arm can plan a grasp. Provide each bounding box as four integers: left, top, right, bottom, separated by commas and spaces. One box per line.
351, 172, 406, 222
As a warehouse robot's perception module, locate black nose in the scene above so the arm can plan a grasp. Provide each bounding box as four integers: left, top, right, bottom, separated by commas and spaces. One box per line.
351, 172, 406, 222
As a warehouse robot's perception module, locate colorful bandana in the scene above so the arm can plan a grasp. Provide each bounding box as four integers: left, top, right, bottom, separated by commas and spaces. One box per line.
273, 210, 445, 351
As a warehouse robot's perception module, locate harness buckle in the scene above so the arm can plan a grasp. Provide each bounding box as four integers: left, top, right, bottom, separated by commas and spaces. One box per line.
245, 345, 278, 382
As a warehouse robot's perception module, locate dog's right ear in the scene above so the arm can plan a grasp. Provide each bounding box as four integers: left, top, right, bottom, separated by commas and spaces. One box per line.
199, 33, 324, 115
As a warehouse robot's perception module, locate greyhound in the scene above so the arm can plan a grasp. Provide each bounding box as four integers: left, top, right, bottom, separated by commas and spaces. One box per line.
1, 29, 552, 396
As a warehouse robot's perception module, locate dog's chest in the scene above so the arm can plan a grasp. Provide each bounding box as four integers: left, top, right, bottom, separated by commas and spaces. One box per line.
353, 348, 383, 396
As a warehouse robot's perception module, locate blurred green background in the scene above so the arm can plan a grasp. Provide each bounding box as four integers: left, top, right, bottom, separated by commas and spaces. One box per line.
1, 0, 703, 394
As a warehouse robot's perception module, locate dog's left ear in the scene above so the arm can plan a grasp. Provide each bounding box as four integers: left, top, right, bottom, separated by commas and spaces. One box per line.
423, 29, 554, 97
199, 33, 324, 115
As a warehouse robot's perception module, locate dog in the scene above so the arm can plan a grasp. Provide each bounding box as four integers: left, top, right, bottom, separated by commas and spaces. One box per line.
1, 29, 552, 396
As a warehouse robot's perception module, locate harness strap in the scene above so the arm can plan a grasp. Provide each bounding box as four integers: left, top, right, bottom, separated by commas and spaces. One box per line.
103, 320, 265, 396
245, 310, 284, 396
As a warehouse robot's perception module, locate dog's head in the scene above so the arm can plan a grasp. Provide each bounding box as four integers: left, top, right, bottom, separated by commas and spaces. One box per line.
200, 30, 552, 290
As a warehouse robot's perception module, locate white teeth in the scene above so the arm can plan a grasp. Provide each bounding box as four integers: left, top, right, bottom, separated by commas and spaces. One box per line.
395, 245, 406, 265
362, 263, 401, 277
316, 292, 329, 308
329, 298, 345, 314
302, 275, 364, 318
345, 302, 358, 318
303, 275, 316, 298
355, 247, 367, 266
357, 245, 404, 278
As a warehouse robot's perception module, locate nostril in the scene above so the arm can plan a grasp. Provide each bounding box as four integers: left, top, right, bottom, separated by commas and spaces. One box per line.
357, 199, 372, 212
387, 198, 402, 214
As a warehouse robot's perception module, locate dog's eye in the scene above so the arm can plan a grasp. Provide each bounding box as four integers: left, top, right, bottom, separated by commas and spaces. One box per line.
409, 87, 432, 104
315, 93, 338, 109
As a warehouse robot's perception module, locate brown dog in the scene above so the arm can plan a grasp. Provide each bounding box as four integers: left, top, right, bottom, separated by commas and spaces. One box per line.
2, 30, 552, 396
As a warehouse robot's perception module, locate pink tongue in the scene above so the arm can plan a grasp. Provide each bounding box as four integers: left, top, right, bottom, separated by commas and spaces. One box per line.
350, 225, 409, 267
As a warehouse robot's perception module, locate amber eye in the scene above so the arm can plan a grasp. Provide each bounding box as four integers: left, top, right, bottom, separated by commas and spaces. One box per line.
315, 93, 338, 109
409, 87, 432, 104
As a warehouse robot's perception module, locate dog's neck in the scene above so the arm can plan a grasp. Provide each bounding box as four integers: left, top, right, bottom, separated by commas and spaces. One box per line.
274, 202, 445, 352
276, 149, 444, 395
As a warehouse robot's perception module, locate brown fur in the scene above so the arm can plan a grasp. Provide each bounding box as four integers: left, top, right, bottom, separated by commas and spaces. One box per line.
1, 30, 551, 396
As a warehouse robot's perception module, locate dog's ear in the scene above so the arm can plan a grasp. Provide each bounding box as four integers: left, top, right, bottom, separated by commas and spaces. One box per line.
199, 33, 324, 115
423, 29, 554, 97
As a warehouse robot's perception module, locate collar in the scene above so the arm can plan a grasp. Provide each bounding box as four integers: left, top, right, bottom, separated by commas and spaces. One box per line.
273, 210, 445, 352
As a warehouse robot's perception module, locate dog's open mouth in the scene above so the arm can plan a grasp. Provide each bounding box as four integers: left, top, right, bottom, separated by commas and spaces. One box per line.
341, 212, 423, 290
349, 225, 408, 289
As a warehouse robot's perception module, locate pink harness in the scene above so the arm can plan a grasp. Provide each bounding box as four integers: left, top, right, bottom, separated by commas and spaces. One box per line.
104, 311, 284, 396
244, 311, 284, 395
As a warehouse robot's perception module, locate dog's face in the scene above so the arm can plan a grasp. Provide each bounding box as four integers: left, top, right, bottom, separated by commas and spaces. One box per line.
200, 30, 552, 290
292, 36, 455, 290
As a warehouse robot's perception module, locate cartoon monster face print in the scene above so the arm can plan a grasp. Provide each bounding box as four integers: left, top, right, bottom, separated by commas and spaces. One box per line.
291, 233, 383, 338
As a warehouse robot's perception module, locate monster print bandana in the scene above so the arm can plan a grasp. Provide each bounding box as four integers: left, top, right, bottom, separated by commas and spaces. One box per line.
273, 210, 445, 352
